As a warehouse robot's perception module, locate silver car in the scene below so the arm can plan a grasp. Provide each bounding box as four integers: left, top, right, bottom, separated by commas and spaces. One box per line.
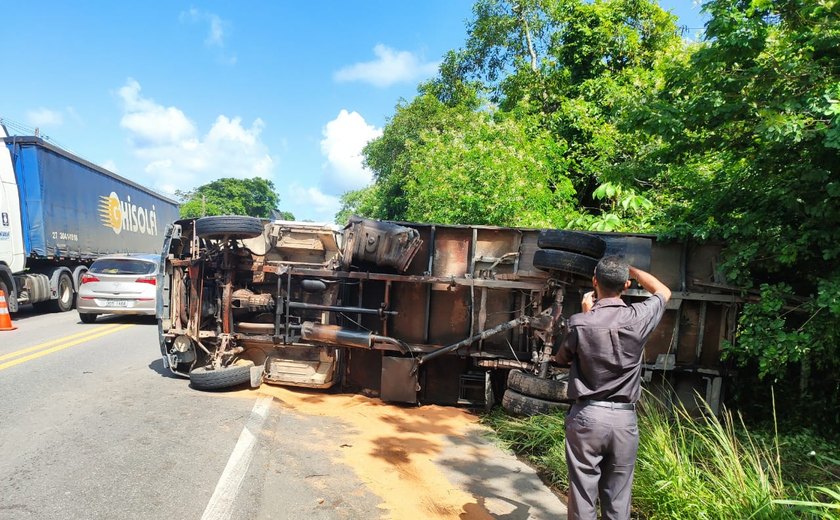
77, 254, 160, 323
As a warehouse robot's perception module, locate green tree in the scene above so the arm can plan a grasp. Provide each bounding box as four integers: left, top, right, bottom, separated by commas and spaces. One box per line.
347, 0, 682, 228
404, 110, 576, 226
620, 0, 840, 432
177, 177, 285, 219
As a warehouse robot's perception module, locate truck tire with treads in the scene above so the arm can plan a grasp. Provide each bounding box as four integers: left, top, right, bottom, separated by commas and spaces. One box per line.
502, 389, 570, 417
537, 230, 606, 258
50, 272, 75, 312
533, 249, 599, 278
194, 216, 264, 240
507, 369, 570, 402
189, 359, 255, 390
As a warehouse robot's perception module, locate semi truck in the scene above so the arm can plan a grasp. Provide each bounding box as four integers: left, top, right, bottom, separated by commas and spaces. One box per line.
158, 215, 742, 415
0, 123, 180, 313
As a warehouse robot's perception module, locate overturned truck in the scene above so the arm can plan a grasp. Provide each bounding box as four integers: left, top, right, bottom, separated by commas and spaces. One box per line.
158, 216, 740, 415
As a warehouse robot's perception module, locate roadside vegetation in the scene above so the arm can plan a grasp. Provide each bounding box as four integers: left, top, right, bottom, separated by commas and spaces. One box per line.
482, 392, 840, 519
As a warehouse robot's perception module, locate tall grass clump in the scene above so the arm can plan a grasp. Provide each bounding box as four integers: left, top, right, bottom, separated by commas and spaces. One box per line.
481, 408, 569, 489
634, 396, 792, 519
483, 390, 837, 518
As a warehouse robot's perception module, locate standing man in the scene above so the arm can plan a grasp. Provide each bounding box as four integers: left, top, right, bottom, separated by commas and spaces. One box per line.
555, 256, 671, 520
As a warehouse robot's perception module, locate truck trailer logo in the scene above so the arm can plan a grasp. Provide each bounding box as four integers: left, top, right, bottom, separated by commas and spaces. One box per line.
98, 192, 159, 236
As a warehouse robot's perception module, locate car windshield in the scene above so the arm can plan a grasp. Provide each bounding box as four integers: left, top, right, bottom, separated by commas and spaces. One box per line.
89, 259, 156, 275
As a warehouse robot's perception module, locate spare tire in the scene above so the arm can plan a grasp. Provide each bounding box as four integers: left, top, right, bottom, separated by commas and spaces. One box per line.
195, 216, 264, 240
537, 230, 606, 258
533, 249, 599, 278
507, 369, 570, 402
502, 389, 570, 417
190, 359, 255, 390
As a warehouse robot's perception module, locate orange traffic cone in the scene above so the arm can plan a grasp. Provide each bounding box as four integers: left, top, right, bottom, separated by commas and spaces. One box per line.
0, 289, 17, 331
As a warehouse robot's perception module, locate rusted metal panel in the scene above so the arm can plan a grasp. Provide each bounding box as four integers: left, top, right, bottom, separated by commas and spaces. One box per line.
381, 357, 418, 403
476, 288, 518, 351
473, 228, 521, 279
648, 241, 683, 290
643, 311, 678, 363
428, 287, 470, 345
686, 242, 724, 289
431, 227, 471, 278
345, 348, 382, 396
389, 282, 427, 343
420, 357, 471, 405
676, 302, 700, 365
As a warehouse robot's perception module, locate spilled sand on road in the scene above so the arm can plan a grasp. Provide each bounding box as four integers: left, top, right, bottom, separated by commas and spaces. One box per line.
246, 385, 495, 519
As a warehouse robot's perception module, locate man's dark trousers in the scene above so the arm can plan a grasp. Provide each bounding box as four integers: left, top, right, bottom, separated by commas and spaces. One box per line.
565, 403, 639, 519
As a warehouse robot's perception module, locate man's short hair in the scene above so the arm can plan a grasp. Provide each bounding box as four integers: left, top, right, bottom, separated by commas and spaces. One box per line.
595, 256, 630, 293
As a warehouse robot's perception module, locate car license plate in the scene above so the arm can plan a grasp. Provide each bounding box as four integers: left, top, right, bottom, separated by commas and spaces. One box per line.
106, 299, 130, 307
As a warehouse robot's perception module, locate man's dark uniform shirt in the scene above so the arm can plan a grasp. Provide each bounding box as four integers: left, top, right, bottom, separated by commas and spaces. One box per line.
561, 293, 666, 403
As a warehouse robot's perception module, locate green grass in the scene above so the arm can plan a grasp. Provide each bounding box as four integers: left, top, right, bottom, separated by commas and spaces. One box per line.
482, 394, 840, 519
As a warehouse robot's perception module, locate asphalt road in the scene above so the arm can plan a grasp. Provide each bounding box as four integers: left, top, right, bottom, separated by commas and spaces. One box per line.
0, 307, 567, 520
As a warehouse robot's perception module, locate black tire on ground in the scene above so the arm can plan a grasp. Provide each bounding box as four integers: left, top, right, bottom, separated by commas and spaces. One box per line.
533, 249, 599, 278
189, 359, 255, 390
537, 230, 606, 258
502, 389, 570, 417
194, 216, 265, 240
79, 313, 97, 324
49, 272, 75, 312
507, 369, 570, 402
0, 279, 17, 313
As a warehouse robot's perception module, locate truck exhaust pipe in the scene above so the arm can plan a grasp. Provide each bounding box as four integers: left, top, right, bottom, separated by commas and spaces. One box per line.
301, 322, 409, 354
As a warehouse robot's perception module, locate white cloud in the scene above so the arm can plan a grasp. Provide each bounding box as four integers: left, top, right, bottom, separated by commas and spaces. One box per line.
26, 108, 64, 127
334, 44, 439, 88
116, 79, 274, 193
288, 184, 341, 220
179, 8, 236, 64
319, 110, 381, 194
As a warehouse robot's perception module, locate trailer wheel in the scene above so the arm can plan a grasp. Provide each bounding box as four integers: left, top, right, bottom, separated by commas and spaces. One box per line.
533, 249, 599, 278
537, 230, 606, 258
189, 359, 255, 390
50, 272, 75, 312
194, 216, 264, 240
502, 389, 570, 417
507, 369, 570, 402
0, 279, 17, 313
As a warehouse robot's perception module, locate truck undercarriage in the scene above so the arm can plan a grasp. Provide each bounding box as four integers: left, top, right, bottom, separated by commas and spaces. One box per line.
158, 216, 739, 414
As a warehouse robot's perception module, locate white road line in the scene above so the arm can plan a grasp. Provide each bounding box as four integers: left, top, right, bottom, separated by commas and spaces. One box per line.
201, 395, 273, 520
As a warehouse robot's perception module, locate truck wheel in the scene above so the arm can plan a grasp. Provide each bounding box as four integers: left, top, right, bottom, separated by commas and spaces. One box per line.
189, 359, 255, 390
537, 230, 606, 258
0, 279, 17, 313
507, 369, 570, 402
79, 313, 97, 324
502, 389, 570, 417
533, 249, 599, 278
194, 216, 264, 240
50, 273, 75, 312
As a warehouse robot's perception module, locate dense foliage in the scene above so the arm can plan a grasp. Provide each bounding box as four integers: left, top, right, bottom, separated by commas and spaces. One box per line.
339, 0, 840, 432
176, 177, 287, 219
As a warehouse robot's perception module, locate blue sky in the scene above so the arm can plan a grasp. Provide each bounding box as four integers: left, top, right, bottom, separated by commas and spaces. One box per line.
1, 1, 706, 222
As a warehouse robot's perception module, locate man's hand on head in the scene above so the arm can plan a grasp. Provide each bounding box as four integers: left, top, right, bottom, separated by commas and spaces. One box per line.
582, 291, 596, 313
